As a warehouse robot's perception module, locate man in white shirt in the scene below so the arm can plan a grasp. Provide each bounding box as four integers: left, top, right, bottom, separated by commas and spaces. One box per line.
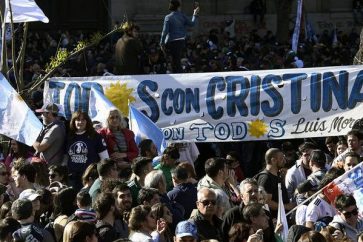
285, 142, 316, 202
305, 167, 344, 229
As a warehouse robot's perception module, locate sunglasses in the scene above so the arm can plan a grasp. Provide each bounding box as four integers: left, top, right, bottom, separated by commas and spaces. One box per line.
199, 200, 216, 206
0, 172, 9, 176
342, 208, 359, 218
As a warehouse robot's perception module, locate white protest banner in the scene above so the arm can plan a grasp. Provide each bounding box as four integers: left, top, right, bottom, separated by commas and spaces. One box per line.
44, 65, 363, 143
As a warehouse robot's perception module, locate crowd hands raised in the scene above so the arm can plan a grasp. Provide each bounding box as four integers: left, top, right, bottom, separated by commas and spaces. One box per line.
0, 98, 363, 242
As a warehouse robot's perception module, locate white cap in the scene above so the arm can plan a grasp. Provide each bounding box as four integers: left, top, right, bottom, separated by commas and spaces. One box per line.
19, 189, 40, 201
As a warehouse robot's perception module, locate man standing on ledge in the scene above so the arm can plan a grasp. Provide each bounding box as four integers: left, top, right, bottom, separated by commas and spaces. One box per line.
160, 0, 200, 73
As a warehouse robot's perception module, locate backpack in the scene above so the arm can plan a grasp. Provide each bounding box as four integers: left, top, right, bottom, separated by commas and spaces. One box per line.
253, 170, 269, 181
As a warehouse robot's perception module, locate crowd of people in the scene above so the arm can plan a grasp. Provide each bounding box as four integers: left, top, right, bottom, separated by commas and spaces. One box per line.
1, 0, 363, 241
0, 99, 362, 242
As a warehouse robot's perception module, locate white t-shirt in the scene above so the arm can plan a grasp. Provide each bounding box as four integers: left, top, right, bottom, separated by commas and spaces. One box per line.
305, 196, 336, 223
129, 231, 160, 242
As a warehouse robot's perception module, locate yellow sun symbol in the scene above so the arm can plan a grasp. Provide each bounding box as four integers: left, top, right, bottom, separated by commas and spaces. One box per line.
104, 82, 135, 116
248, 119, 268, 138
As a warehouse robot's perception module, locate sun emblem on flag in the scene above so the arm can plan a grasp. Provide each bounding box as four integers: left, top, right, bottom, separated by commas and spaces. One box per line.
248, 119, 268, 138
105, 82, 135, 116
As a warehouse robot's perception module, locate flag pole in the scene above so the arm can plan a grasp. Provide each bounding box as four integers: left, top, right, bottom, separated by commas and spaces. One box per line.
128, 99, 132, 131
286, 163, 360, 216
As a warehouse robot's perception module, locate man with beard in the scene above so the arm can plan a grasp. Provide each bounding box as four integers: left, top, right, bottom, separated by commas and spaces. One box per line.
221, 178, 259, 240
285, 142, 316, 202
256, 148, 295, 219
113, 183, 133, 238
94, 192, 127, 242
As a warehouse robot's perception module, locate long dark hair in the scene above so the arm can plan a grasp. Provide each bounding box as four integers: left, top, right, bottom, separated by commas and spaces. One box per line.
69, 111, 97, 138
8, 140, 31, 159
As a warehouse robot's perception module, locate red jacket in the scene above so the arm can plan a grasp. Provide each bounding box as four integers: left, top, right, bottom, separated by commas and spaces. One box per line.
98, 128, 139, 162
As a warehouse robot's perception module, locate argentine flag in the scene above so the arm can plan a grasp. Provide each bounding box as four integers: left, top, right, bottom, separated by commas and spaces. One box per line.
88, 87, 118, 126
129, 105, 166, 154
0, 73, 42, 146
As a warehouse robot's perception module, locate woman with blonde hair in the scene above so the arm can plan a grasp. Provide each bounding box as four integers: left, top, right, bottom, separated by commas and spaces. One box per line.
63, 220, 98, 242
98, 109, 138, 171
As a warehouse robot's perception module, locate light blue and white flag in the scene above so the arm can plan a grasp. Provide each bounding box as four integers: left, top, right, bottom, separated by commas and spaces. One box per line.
5, 0, 49, 23
88, 87, 117, 126
277, 183, 289, 242
0, 73, 42, 146
129, 105, 166, 154
292, 0, 303, 53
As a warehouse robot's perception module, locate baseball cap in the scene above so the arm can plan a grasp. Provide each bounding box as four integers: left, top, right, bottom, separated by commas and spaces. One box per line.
175, 221, 197, 239
19, 189, 41, 201
35, 103, 59, 114
48, 181, 67, 193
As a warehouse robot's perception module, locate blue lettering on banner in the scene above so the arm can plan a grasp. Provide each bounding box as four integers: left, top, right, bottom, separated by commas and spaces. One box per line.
349, 166, 363, 188
64, 83, 81, 119
161, 88, 173, 116
214, 123, 230, 140
310, 73, 321, 112
47, 67, 363, 142
322, 71, 348, 111
81, 82, 104, 113
226, 76, 249, 117
268, 119, 286, 138
163, 127, 184, 140
138, 80, 159, 122
250, 75, 261, 116
230, 122, 247, 140
261, 74, 283, 117
49, 81, 65, 104
190, 123, 214, 141
282, 73, 307, 114
206, 77, 225, 119
348, 70, 363, 108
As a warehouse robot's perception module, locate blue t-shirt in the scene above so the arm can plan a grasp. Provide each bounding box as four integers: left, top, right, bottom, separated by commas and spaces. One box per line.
67, 133, 107, 173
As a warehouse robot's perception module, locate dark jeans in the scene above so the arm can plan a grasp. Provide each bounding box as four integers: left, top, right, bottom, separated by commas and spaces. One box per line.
166, 39, 186, 73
